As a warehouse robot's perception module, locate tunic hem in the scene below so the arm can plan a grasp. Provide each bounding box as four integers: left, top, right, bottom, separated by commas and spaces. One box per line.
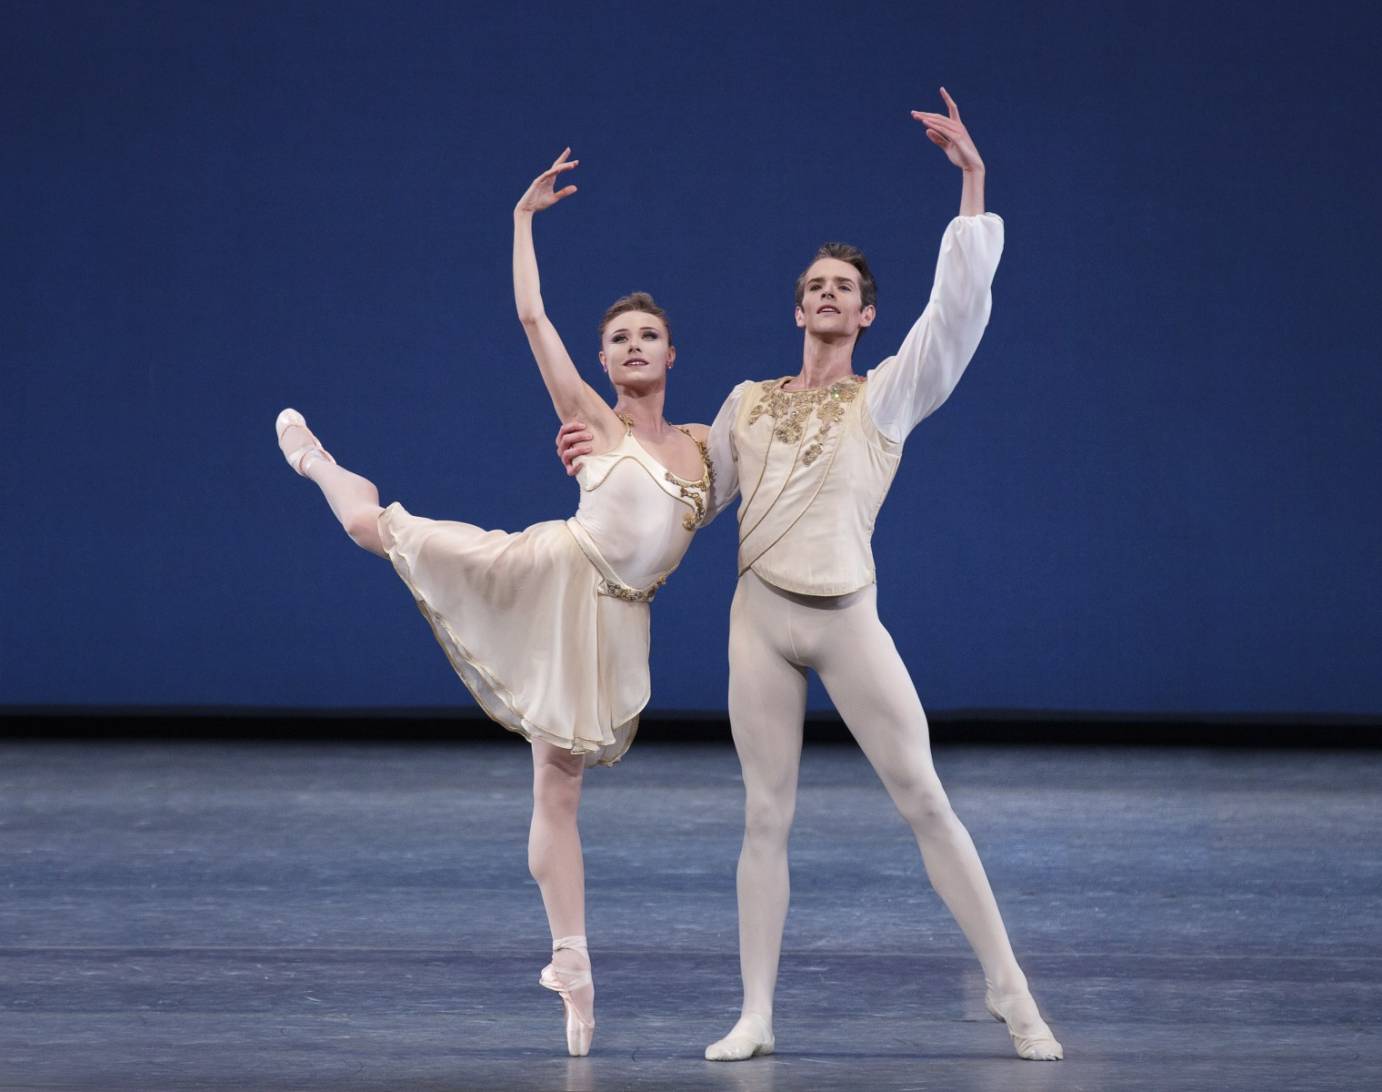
746, 564, 878, 599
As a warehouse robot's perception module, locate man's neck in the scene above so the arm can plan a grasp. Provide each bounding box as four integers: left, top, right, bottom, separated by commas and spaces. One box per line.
789, 333, 857, 390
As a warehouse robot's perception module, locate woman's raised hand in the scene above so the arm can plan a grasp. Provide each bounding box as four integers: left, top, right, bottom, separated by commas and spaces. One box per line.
515, 148, 580, 216
911, 88, 984, 173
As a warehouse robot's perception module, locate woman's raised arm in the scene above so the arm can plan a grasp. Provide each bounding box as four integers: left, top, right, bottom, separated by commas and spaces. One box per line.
512, 150, 619, 432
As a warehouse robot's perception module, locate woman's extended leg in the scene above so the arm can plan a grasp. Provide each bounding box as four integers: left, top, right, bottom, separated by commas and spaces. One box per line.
530, 740, 595, 1053
276, 411, 386, 558
811, 589, 1061, 1060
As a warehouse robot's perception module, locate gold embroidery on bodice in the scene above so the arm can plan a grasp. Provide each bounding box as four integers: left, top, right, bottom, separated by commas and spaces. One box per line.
614, 414, 715, 531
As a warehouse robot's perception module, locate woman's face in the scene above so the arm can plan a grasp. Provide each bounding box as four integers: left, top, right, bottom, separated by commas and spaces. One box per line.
599, 310, 675, 388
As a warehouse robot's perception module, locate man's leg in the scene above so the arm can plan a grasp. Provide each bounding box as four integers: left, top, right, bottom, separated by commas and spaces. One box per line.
810, 587, 1062, 1060
706, 574, 807, 1061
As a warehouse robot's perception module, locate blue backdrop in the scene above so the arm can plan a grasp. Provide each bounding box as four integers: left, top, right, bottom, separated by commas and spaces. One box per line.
4, 1, 1380, 716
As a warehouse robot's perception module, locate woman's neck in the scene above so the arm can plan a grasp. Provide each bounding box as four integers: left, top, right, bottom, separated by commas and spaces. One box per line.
612, 385, 670, 434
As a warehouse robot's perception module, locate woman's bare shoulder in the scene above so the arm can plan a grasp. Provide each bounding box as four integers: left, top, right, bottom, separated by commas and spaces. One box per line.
678, 422, 711, 442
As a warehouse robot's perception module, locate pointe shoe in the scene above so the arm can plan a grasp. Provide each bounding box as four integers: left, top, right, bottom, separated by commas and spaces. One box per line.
275, 408, 336, 476
985, 989, 1063, 1061
704, 1013, 775, 1061
539, 935, 594, 1057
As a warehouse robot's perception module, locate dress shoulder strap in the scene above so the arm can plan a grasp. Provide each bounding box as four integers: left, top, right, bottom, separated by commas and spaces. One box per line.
675, 424, 710, 460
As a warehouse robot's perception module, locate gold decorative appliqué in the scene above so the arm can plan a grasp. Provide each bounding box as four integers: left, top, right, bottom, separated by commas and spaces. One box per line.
668, 429, 715, 530
748, 376, 861, 464
600, 575, 666, 603
618, 414, 715, 532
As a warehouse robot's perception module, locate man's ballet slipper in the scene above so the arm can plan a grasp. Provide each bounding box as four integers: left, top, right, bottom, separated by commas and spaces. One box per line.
275, 408, 335, 476
704, 1013, 775, 1061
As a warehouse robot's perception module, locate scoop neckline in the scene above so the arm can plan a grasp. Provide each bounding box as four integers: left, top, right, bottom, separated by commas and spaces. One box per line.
590, 420, 708, 489
623, 429, 709, 488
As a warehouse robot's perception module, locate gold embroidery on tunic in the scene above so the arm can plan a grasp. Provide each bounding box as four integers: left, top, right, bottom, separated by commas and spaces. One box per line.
746, 375, 861, 465
738, 375, 864, 551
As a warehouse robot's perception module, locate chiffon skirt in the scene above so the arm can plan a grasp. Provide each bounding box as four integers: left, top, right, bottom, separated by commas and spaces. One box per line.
377, 502, 650, 766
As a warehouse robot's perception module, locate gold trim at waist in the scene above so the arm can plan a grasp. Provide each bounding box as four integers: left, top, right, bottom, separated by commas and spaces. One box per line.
564, 518, 667, 603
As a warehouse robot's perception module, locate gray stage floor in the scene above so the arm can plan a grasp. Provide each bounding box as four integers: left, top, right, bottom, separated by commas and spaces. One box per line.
2, 740, 1380, 1091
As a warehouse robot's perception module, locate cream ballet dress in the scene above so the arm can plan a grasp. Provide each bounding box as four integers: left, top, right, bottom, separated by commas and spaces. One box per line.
377, 417, 711, 767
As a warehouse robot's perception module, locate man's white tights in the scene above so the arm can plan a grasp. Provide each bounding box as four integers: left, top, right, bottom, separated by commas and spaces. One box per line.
707, 573, 1041, 1061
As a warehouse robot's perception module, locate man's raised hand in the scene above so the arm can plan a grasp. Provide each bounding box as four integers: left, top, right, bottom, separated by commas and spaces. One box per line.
556, 419, 595, 476
911, 88, 984, 173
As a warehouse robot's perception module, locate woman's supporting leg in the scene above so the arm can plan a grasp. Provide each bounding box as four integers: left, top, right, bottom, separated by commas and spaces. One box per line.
277, 415, 386, 558
706, 577, 808, 1061
529, 741, 594, 1037
812, 590, 1061, 1059
529, 741, 588, 941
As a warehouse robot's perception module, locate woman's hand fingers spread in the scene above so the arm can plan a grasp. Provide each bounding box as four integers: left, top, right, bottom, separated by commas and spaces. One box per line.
939, 86, 959, 118
540, 160, 579, 182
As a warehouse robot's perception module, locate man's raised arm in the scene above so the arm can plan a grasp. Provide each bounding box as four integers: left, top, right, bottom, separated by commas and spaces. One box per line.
868, 89, 1004, 443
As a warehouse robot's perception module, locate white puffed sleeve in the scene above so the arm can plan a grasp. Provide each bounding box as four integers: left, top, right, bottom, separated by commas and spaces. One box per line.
866, 212, 1004, 443
701, 381, 749, 525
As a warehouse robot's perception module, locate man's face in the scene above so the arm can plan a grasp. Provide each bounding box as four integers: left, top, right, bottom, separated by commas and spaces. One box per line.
795, 258, 875, 340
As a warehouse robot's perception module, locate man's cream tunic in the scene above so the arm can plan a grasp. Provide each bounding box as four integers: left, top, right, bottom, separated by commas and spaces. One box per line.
704, 213, 1005, 596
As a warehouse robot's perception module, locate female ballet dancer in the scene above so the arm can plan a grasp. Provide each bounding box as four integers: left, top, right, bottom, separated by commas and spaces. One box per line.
273, 149, 713, 1056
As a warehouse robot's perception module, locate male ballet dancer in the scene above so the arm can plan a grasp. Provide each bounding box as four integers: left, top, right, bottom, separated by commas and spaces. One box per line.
558, 89, 1062, 1063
